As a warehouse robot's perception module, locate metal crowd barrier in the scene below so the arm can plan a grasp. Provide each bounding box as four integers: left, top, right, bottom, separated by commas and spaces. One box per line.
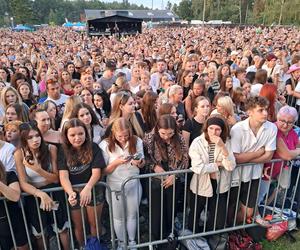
0, 182, 116, 250
120, 158, 300, 249
1, 158, 300, 250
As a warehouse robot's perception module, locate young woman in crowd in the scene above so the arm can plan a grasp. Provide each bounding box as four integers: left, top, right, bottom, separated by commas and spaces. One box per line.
182, 96, 210, 147
70, 103, 104, 145
58, 118, 106, 248
59, 70, 74, 96
39, 100, 59, 130
220, 75, 234, 97
60, 95, 82, 129
4, 120, 22, 148
17, 82, 36, 108
0, 86, 30, 123
14, 122, 69, 250
211, 95, 237, 127
0, 160, 28, 250
93, 90, 111, 127
33, 109, 62, 144
0, 67, 11, 85
143, 115, 188, 245
140, 91, 158, 133
168, 85, 185, 119
259, 83, 284, 122
188, 115, 235, 233
178, 70, 194, 100
232, 87, 247, 119
3, 103, 28, 124
217, 64, 231, 83
107, 91, 144, 138
184, 79, 206, 119
100, 118, 144, 249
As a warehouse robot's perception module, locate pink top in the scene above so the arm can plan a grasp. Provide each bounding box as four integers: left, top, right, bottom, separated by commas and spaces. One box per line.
263, 122, 298, 180
39, 80, 46, 93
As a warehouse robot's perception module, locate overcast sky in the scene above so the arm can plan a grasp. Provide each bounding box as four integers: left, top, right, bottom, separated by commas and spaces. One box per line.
102, 0, 181, 10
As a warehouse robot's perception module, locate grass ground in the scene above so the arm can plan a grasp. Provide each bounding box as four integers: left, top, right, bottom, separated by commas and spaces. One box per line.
262, 230, 300, 250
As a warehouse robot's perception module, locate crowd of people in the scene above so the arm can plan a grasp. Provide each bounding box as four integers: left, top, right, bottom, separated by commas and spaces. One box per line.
0, 25, 300, 250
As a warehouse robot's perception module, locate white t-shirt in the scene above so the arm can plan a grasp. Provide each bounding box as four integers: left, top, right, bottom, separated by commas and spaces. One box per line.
99, 137, 144, 187
0, 142, 16, 172
45, 94, 68, 115
230, 118, 277, 182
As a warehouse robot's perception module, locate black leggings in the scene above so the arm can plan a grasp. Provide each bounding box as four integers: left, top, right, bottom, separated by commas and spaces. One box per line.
147, 178, 179, 241
188, 179, 228, 233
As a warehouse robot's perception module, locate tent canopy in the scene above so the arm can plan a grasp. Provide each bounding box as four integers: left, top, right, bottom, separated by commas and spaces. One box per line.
13, 25, 33, 31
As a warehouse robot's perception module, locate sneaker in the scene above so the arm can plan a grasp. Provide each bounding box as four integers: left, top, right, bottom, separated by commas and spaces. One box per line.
117, 241, 125, 250
128, 240, 137, 250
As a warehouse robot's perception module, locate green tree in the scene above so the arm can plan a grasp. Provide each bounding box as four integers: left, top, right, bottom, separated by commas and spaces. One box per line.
177, 0, 194, 21
10, 0, 36, 24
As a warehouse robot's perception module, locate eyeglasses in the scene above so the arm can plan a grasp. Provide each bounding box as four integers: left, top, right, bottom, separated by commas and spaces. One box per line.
278, 119, 294, 126
13, 64, 20, 66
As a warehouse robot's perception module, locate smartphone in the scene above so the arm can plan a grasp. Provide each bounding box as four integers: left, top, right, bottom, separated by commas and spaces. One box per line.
124, 155, 134, 161
40, 201, 59, 210
132, 153, 143, 161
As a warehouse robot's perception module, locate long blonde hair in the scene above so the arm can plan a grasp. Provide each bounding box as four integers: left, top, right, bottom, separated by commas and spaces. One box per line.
110, 91, 144, 138
61, 96, 82, 123
0, 86, 23, 109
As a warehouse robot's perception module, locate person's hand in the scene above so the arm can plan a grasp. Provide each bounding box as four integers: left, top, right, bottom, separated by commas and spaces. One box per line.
257, 146, 265, 156
80, 186, 92, 207
153, 165, 165, 173
210, 135, 224, 148
162, 175, 175, 189
263, 166, 271, 180
113, 156, 131, 166
38, 191, 54, 211
68, 192, 77, 207
216, 161, 223, 168
23, 157, 41, 174
131, 159, 143, 167
227, 115, 237, 125
286, 89, 293, 96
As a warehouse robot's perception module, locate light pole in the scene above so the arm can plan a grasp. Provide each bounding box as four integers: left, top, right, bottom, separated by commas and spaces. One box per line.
10, 17, 14, 28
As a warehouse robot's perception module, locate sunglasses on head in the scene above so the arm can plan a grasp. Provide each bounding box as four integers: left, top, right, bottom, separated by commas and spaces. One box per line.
19, 120, 38, 131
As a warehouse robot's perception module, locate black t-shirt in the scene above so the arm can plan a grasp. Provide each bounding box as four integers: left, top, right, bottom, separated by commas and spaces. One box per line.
0, 171, 19, 217
182, 118, 203, 146
58, 143, 106, 185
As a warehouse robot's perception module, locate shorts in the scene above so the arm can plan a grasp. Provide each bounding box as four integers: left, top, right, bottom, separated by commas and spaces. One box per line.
71, 184, 104, 210
229, 179, 259, 209
0, 204, 28, 247
240, 179, 259, 208
25, 188, 69, 237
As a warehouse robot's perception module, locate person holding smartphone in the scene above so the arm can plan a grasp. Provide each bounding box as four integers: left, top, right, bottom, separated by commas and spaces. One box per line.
14, 121, 69, 250
100, 118, 144, 249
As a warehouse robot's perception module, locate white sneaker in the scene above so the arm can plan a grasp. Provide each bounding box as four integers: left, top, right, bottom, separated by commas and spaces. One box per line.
128, 240, 137, 250
117, 241, 125, 250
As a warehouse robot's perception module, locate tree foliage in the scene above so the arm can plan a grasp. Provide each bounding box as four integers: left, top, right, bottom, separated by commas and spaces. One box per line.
174, 0, 299, 25
0, 0, 149, 26
0, 0, 299, 26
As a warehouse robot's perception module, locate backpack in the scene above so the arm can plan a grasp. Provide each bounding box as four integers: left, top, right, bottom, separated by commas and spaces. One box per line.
84, 237, 108, 250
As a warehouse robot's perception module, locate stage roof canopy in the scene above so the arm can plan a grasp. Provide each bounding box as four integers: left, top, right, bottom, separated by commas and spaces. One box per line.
84, 9, 179, 22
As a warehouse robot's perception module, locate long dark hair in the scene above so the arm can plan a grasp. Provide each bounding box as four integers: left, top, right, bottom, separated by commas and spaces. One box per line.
0, 161, 7, 185
70, 103, 100, 126
62, 118, 93, 166
20, 121, 50, 170
93, 90, 111, 118
154, 115, 182, 161
141, 91, 158, 132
